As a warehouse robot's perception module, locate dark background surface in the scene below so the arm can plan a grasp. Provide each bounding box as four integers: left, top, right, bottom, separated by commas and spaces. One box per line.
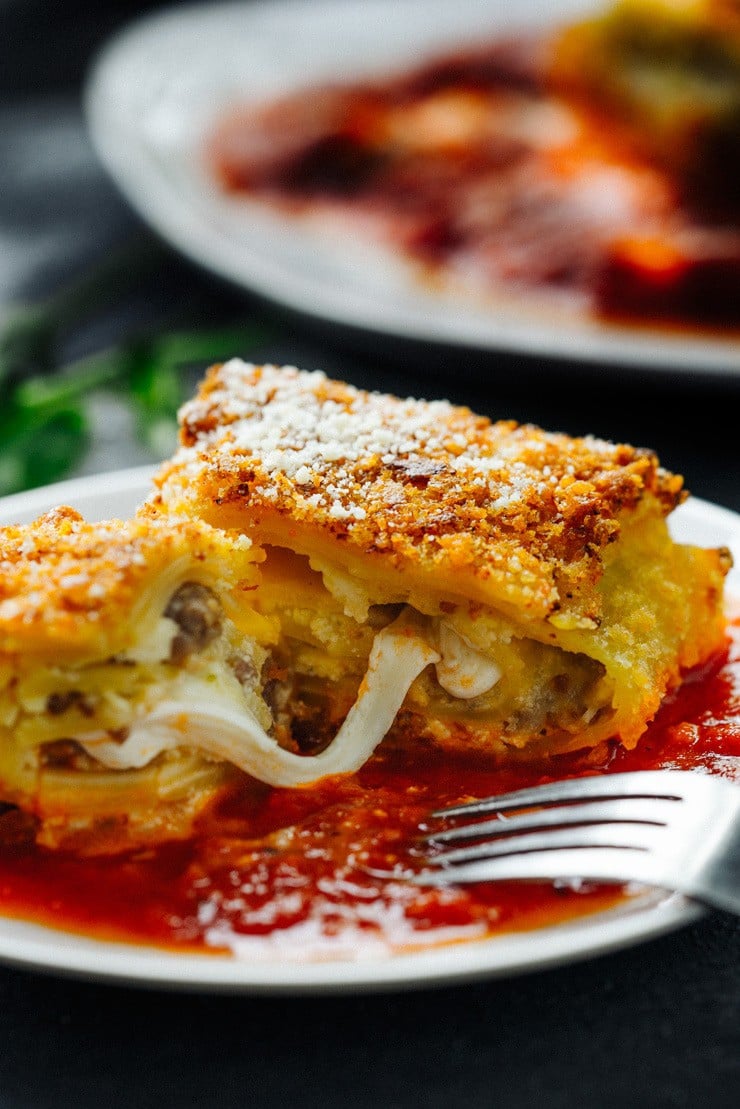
0, 2, 739, 1106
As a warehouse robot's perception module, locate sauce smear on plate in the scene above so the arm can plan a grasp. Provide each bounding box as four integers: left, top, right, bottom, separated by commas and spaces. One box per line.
0, 619, 738, 958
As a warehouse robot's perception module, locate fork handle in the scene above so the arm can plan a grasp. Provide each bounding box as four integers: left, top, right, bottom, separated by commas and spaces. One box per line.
688, 817, 740, 916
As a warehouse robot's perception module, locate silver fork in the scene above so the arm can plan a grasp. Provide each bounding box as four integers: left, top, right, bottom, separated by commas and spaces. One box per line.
416, 770, 740, 915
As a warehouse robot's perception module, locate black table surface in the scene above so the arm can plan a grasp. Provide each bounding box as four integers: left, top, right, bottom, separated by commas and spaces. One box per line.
1, 3, 739, 1106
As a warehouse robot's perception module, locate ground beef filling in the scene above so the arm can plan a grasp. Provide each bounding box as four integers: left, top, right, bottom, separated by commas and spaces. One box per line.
164, 582, 222, 663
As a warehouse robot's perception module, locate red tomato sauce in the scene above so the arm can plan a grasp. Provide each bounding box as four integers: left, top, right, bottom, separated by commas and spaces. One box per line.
0, 620, 738, 958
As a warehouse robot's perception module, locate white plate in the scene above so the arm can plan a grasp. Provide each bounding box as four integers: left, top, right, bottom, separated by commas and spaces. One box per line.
84, 0, 740, 376
0, 466, 738, 992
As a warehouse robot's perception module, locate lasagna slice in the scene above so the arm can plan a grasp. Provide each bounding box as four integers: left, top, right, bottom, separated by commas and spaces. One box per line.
151, 360, 730, 768
0, 504, 441, 848
0, 507, 275, 851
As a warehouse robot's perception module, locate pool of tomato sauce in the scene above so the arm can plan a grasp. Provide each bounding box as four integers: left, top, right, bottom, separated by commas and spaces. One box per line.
0, 618, 738, 958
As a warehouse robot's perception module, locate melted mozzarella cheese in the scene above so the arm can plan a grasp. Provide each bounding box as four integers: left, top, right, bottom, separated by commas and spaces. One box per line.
78, 612, 440, 788
434, 624, 502, 699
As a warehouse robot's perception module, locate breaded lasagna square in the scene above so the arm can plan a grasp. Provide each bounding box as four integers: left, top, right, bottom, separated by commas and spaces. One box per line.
152, 360, 730, 764
0, 362, 730, 851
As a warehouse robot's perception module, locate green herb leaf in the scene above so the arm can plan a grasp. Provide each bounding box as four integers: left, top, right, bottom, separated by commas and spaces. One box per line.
0, 234, 274, 494
0, 406, 88, 497
14, 349, 128, 410
127, 343, 182, 457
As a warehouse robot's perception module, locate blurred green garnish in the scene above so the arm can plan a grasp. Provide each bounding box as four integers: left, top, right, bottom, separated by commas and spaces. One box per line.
0, 240, 269, 497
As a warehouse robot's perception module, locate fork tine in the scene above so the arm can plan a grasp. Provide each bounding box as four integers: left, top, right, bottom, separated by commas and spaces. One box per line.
424, 796, 675, 845
432, 770, 688, 819
429, 822, 663, 866
412, 846, 661, 888
416, 771, 740, 914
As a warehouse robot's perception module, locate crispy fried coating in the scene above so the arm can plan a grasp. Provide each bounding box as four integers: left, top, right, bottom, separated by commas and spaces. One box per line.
0, 506, 257, 661
154, 360, 687, 625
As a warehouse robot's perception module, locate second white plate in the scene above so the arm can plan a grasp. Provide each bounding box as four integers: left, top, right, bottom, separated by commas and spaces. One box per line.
84, 0, 740, 376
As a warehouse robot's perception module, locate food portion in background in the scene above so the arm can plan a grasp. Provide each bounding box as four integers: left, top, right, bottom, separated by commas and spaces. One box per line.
208, 0, 740, 329
552, 0, 740, 215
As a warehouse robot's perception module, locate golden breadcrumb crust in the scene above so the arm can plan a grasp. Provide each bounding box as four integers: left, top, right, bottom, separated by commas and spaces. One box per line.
0, 506, 258, 659
154, 361, 686, 623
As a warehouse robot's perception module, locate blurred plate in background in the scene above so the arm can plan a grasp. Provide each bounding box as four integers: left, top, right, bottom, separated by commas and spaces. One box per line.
85, 0, 740, 374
